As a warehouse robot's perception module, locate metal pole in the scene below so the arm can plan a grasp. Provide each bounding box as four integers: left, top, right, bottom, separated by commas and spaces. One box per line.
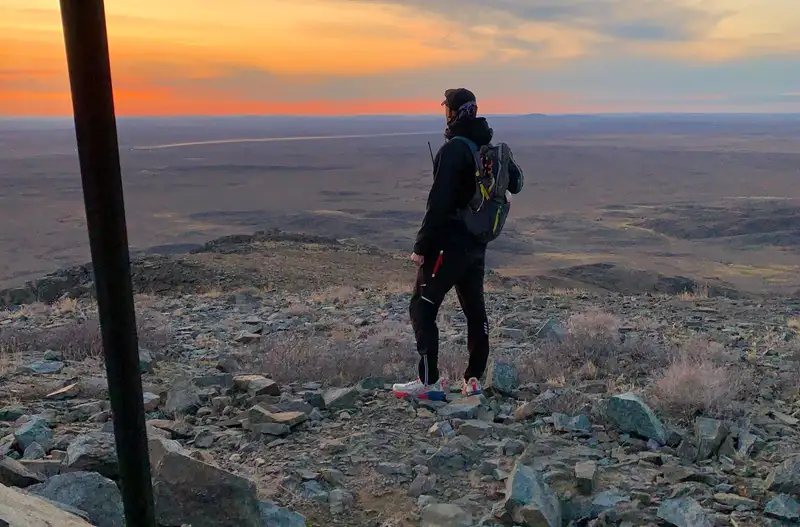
58, 2, 156, 525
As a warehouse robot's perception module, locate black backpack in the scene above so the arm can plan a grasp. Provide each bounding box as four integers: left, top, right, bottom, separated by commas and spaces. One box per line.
450, 136, 512, 244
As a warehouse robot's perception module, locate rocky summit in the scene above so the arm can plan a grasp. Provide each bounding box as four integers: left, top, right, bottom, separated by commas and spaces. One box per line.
0, 233, 799, 526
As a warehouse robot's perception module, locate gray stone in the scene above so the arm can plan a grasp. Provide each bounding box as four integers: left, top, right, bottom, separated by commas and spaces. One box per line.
43, 350, 62, 361
164, 377, 201, 415
695, 417, 729, 460
737, 431, 764, 458
259, 500, 307, 527
248, 405, 307, 428
605, 392, 667, 445
22, 442, 45, 460
657, 497, 713, 527
377, 462, 412, 476
458, 420, 493, 440
233, 374, 281, 396
409, 474, 437, 497
590, 490, 630, 516
767, 456, 800, 494
765, 494, 800, 522
0, 407, 25, 422
24, 360, 65, 374
323, 387, 359, 411
14, 417, 53, 452
712, 493, 758, 510
575, 460, 596, 494
138, 348, 156, 373
329, 488, 354, 515
194, 429, 215, 449
142, 392, 160, 412
149, 436, 263, 526
421, 503, 473, 527
301, 480, 329, 503
503, 439, 526, 456
484, 360, 518, 396
0, 455, 43, 487
193, 372, 233, 388
552, 413, 592, 433
0, 482, 94, 526
63, 432, 118, 479
27, 471, 124, 527
502, 462, 561, 526
438, 396, 485, 420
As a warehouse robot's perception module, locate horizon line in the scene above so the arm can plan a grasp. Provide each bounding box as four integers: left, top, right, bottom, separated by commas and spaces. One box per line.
4, 110, 800, 120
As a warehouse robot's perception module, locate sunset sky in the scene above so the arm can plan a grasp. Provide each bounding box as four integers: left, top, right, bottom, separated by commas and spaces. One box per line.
2, 0, 800, 116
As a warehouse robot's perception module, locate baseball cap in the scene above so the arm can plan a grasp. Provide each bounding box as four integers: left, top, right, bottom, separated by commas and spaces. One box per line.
442, 88, 476, 110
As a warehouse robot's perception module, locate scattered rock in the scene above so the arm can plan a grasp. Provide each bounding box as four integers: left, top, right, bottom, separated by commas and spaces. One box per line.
14, 417, 53, 452
605, 392, 667, 445
695, 417, 729, 460
439, 396, 485, 420
484, 360, 518, 396
323, 387, 359, 411
24, 361, 65, 374
765, 494, 800, 522
502, 462, 561, 526
233, 374, 281, 396
458, 420, 493, 440
657, 497, 713, 527
575, 460, 597, 494
164, 377, 201, 415
142, 392, 161, 412
138, 348, 156, 373
149, 436, 263, 526
421, 503, 472, 527
27, 471, 124, 527
259, 500, 307, 526
62, 432, 118, 479
766, 456, 800, 494
0, 482, 92, 526
0, 455, 44, 487
329, 488, 354, 515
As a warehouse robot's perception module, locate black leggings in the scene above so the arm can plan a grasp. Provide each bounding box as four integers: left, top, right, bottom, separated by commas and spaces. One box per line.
409, 246, 489, 385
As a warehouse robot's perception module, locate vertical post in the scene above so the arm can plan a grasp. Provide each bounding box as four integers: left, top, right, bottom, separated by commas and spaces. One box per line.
58, 2, 156, 526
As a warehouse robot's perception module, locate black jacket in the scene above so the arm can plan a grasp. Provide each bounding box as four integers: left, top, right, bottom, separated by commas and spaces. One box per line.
413, 117, 524, 256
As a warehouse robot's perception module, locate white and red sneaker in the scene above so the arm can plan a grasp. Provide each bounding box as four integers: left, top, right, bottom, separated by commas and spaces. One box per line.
392, 378, 447, 401
461, 377, 483, 396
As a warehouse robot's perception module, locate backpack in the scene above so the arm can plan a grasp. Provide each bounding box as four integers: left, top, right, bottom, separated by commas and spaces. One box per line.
449, 136, 512, 244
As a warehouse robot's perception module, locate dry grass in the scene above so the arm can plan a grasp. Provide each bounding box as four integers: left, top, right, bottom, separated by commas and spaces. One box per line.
0, 311, 172, 363
648, 336, 745, 421
243, 317, 478, 386
308, 285, 363, 306
517, 310, 665, 385
676, 283, 710, 300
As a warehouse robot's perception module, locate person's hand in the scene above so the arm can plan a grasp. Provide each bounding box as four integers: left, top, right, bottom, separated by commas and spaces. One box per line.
410, 252, 424, 266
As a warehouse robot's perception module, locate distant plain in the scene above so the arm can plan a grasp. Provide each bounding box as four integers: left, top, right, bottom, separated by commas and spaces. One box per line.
2, 114, 800, 294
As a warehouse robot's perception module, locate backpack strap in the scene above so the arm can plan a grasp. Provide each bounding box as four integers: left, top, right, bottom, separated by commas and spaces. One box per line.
449, 135, 478, 153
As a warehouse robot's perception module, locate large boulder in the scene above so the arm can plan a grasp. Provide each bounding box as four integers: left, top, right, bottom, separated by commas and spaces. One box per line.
149, 436, 263, 526
0, 482, 92, 526
26, 471, 124, 527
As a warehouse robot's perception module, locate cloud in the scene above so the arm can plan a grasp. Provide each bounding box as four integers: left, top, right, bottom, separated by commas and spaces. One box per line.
332, 0, 724, 42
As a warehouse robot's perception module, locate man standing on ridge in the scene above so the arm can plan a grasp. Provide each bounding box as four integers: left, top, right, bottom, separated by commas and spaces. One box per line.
393, 88, 524, 401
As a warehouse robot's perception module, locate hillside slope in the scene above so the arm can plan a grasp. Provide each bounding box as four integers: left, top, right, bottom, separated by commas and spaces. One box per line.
0, 231, 799, 526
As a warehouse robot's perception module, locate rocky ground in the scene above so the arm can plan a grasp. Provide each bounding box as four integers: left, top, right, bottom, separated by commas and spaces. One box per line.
1, 235, 800, 526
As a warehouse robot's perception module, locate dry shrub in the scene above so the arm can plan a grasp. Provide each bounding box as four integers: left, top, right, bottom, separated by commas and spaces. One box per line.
649, 336, 744, 420
308, 286, 362, 306
252, 329, 417, 386
0, 312, 171, 362
517, 310, 664, 384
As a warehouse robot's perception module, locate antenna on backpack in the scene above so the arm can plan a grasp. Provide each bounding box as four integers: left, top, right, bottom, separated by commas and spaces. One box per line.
427, 142, 434, 165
